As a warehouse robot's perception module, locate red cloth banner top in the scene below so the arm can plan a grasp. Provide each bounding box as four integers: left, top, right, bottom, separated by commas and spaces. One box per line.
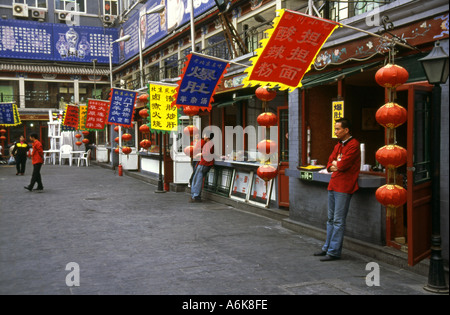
243, 9, 339, 91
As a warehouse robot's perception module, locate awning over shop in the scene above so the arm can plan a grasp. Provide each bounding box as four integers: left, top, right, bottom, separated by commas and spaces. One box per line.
300, 62, 381, 89
212, 94, 255, 108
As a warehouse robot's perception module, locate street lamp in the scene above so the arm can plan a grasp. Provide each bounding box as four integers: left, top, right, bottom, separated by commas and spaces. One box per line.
108, 34, 131, 167
138, 4, 165, 88
419, 41, 449, 294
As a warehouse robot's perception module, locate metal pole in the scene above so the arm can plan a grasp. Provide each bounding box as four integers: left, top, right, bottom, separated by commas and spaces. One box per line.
155, 132, 166, 193
190, 0, 195, 52
138, 15, 144, 89
424, 84, 448, 294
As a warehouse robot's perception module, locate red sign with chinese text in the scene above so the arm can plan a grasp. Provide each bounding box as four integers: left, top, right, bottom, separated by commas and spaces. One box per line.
62, 104, 79, 129
244, 9, 339, 90
85, 99, 109, 131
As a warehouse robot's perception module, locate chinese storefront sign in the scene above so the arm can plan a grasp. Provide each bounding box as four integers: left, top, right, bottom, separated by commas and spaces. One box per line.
107, 88, 137, 128
0, 103, 21, 126
243, 9, 339, 91
62, 104, 79, 129
231, 171, 251, 199
85, 99, 109, 131
172, 52, 229, 111
250, 175, 270, 203
332, 100, 344, 138
148, 82, 178, 133
78, 105, 87, 131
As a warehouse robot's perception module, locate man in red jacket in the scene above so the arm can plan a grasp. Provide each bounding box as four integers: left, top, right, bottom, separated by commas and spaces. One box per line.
314, 118, 361, 261
24, 133, 44, 192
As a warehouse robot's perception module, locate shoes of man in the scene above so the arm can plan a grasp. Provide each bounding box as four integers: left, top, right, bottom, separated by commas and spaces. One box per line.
34, 187, 44, 192
189, 198, 202, 203
313, 250, 327, 256
24, 186, 32, 192
320, 255, 340, 262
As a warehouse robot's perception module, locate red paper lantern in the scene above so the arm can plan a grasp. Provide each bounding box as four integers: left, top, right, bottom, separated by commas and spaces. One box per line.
183, 106, 200, 116
82, 138, 89, 144
122, 146, 132, 155
139, 124, 150, 133
114, 126, 119, 132
376, 102, 407, 129
122, 133, 132, 141
257, 112, 278, 127
255, 86, 277, 102
139, 108, 149, 118
376, 145, 407, 169
75, 141, 82, 146
375, 64, 409, 88
0, 129, 7, 134
257, 139, 278, 155
82, 131, 89, 136
114, 137, 119, 143
183, 125, 198, 136
138, 94, 149, 103
0, 135, 6, 141
140, 139, 152, 149
114, 147, 120, 154
75, 133, 82, 139
375, 184, 407, 208
184, 145, 194, 157
257, 165, 278, 182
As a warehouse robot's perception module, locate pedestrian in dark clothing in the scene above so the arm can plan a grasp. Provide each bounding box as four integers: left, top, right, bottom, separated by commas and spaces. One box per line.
12, 135, 30, 175
24, 133, 44, 192
314, 118, 361, 261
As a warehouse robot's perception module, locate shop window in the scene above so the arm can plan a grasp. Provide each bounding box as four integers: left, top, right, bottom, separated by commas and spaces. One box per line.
0, 80, 19, 103
55, 0, 85, 12
15, 0, 48, 9
104, 0, 118, 16
326, 0, 394, 22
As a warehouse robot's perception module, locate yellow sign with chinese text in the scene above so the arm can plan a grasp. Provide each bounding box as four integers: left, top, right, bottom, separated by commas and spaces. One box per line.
332, 101, 344, 138
148, 82, 178, 133
79, 105, 87, 131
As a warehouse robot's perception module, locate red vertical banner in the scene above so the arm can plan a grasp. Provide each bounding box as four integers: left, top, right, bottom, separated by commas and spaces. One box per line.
62, 104, 79, 129
85, 99, 109, 131
243, 9, 339, 91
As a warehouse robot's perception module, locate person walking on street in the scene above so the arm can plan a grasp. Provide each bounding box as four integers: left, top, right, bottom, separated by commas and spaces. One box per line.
314, 118, 361, 261
12, 135, 30, 175
190, 132, 215, 202
24, 133, 44, 192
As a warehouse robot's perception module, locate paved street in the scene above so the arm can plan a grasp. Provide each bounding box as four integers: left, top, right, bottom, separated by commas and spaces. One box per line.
0, 161, 436, 296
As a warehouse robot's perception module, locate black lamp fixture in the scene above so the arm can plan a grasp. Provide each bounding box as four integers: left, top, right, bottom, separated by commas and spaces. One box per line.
419, 41, 449, 294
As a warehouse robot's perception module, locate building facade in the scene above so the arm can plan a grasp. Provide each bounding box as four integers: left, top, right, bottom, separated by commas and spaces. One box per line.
1, 0, 448, 268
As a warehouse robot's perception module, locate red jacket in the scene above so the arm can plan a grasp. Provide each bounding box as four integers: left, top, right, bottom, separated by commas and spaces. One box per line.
326, 137, 361, 194
31, 140, 44, 165
194, 139, 215, 167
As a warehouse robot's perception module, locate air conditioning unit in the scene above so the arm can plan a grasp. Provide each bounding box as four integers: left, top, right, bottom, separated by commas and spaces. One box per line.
58, 11, 69, 21
103, 15, 115, 24
13, 3, 29, 17
31, 8, 47, 20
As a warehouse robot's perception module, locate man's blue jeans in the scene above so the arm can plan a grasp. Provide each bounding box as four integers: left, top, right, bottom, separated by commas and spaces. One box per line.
322, 190, 353, 258
191, 165, 210, 199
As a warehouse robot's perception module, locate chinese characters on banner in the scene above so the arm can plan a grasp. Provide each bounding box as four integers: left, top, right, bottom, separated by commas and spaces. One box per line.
172, 52, 229, 111
62, 104, 79, 129
85, 99, 109, 130
332, 100, 344, 138
243, 9, 339, 91
0, 103, 21, 126
78, 105, 88, 131
107, 88, 138, 128
148, 82, 178, 133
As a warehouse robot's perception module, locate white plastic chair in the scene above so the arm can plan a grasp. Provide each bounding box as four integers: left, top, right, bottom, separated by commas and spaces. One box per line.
43, 151, 52, 165
59, 145, 74, 166
78, 149, 91, 167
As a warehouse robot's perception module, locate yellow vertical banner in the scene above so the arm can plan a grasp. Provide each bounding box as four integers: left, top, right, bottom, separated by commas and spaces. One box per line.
79, 105, 88, 131
332, 100, 344, 138
148, 82, 178, 134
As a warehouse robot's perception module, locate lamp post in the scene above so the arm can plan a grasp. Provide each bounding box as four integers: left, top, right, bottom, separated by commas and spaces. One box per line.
109, 34, 131, 167
419, 41, 449, 294
138, 4, 165, 89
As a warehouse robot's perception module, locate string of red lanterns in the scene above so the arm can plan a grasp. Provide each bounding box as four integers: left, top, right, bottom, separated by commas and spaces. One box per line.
374, 62, 409, 218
